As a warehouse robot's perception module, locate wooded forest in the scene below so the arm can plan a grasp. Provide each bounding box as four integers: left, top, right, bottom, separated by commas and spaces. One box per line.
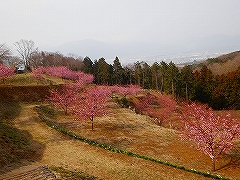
81, 56, 240, 110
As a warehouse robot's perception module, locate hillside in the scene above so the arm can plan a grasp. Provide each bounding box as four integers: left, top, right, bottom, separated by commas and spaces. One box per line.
0, 72, 240, 179
1, 73, 66, 86
0, 73, 68, 102
193, 50, 240, 75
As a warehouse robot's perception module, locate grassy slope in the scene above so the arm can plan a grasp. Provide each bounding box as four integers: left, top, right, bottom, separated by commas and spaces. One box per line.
1, 73, 240, 179
1, 73, 66, 86
0, 73, 64, 173
0, 73, 69, 103
38, 102, 240, 180
0, 102, 44, 172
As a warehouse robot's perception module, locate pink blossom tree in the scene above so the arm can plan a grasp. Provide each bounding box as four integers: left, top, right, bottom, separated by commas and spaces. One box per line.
47, 83, 81, 115
153, 94, 177, 126
72, 85, 112, 131
134, 93, 177, 126
46, 67, 94, 115
0, 64, 15, 83
44, 66, 70, 79
180, 102, 240, 171
113, 84, 142, 96
32, 66, 44, 79
42, 66, 94, 83
112, 84, 142, 108
76, 71, 94, 84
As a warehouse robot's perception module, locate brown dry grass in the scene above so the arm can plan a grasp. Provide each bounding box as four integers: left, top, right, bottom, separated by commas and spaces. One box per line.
1, 73, 66, 86
1, 102, 240, 179
52, 101, 240, 179
1, 103, 212, 179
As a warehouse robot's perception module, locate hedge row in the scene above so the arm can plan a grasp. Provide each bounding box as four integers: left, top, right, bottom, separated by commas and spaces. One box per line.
36, 106, 229, 180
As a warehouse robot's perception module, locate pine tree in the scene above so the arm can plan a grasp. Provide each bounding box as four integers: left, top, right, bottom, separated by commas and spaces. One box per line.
112, 56, 124, 84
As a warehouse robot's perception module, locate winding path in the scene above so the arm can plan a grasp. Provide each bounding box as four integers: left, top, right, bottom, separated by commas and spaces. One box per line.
3, 103, 212, 180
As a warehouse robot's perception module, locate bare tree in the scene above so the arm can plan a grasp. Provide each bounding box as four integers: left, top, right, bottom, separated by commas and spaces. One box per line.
30, 51, 44, 68
14, 39, 37, 67
7, 56, 21, 67
0, 43, 12, 63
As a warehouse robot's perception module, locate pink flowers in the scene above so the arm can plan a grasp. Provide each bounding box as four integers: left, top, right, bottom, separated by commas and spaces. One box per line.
71, 86, 112, 131
0, 64, 15, 82
180, 102, 240, 171
47, 77, 143, 130
32, 66, 44, 79
45, 66, 94, 115
134, 93, 177, 126
47, 84, 79, 115
31, 66, 94, 82
112, 84, 142, 96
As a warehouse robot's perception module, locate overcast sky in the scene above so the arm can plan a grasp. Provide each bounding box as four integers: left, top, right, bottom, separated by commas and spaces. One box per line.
1, 0, 240, 57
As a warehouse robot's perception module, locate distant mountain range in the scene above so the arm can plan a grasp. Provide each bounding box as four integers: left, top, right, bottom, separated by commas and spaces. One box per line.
46, 34, 240, 65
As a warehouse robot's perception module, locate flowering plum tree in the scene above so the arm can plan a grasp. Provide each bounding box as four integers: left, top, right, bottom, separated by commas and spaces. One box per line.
76, 71, 94, 84
112, 84, 142, 108
47, 83, 81, 115
32, 66, 94, 85
46, 66, 94, 115
72, 86, 112, 131
134, 93, 177, 126
32, 66, 44, 79
113, 84, 142, 96
0, 64, 15, 83
180, 102, 240, 171
153, 94, 177, 125
44, 66, 70, 79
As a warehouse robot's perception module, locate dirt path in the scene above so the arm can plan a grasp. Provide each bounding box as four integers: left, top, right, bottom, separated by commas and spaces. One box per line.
8, 103, 214, 179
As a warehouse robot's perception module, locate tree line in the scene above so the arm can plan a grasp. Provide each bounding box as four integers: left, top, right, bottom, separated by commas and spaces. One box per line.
1, 39, 239, 110
82, 56, 240, 110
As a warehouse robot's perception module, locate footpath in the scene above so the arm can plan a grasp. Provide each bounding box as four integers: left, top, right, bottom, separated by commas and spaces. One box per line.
0, 104, 213, 180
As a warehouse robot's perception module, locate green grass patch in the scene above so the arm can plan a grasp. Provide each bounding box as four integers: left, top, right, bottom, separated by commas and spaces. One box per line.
36, 105, 230, 180
50, 166, 100, 180
37, 105, 55, 118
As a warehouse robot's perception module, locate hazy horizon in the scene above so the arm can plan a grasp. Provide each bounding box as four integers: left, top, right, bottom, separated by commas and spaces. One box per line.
1, 1, 240, 64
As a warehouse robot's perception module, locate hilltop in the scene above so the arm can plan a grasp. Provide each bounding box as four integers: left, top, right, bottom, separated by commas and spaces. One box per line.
190, 50, 240, 75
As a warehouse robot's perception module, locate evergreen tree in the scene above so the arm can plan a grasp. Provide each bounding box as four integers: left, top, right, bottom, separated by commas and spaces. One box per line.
165, 61, 180, 97
112, 56, 125, 84
82, 56, 93, 74
141, 62, 151, 89
159, 61, 168, 93
133, 61, 142, 86
93, 59, 99, 83
180, 65, 194, 102
193, 65, 215, 104
151, 62, 159, 90
123, 65, 134, 84
95, 58, 111, 84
